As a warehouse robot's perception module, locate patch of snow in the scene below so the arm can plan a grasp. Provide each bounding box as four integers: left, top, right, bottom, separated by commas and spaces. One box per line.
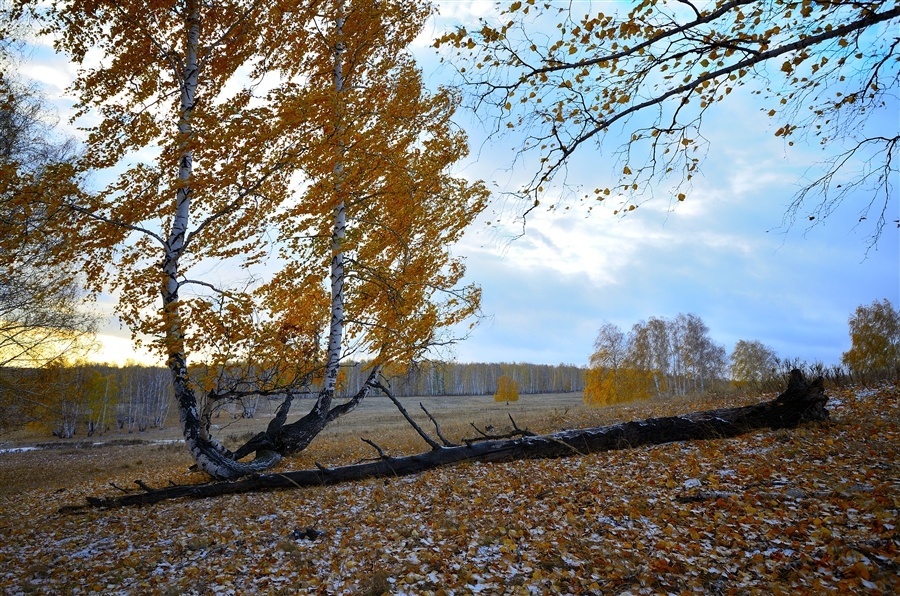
0, 446, 39, 454
683, 478, 702, 488
467, 581, 495, 593
747, 547, 796, 558
471, 544, 501, 565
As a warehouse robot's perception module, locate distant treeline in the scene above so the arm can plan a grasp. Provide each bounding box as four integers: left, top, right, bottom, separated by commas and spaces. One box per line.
0, 361, 585, 438
0, 364, 171, 438
338, 361, 585, 398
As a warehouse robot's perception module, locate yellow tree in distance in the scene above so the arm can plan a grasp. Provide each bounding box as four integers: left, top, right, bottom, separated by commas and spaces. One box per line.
842, 299, 900, 376
20, 0, 488, 479
494, 374, 520, 403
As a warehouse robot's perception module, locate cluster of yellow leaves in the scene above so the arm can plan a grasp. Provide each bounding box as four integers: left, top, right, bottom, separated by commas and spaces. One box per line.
842, 299, 900, 374
583, 367, 654, 407
34, 0, 488, 402
1, 382, 897, 594
494, 374, 520, 403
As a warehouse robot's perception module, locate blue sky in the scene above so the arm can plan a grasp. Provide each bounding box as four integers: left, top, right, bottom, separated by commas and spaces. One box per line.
422, 1, 899, 367
17, 1, 899, 368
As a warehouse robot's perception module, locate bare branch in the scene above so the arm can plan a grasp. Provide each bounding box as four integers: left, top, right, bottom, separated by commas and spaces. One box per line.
464, 415, 537, 445
64, 200, 166, 246
534, 5, 900, 191
419, 403, 458, 447
371, 380, 443, 451
361, 437, 389, 459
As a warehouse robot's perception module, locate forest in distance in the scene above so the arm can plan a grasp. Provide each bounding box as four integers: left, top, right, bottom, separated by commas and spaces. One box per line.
2, 299, 896, 442
0, 360, 586, 440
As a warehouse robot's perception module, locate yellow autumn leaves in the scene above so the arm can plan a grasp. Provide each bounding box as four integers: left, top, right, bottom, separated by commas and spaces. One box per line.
3, 382, 898, 593
36, 0, 488, 389
493, 374, 520, 402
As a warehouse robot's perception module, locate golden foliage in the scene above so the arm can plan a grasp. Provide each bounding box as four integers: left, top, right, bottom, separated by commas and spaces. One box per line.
0, 75, 97, 368
493, 374, 520, 402
583, 367, 652, 407
30, 0, 487, 394
842, 299, 900, 375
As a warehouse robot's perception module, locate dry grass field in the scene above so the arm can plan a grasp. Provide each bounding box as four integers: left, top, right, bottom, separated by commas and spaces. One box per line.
0, 392, 592, 496
0, 385, 897, 594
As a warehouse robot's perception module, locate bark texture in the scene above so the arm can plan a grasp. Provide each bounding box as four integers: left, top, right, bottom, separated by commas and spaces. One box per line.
70, 370, 828, 510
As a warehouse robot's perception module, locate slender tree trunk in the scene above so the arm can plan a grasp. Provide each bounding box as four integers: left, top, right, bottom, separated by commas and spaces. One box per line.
232, 3, 372, 460
159, 2, 279, 480
322, 0, 348, 404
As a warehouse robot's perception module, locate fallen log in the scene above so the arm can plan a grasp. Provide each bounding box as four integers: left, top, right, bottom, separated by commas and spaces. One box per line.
64, 369, 828, 511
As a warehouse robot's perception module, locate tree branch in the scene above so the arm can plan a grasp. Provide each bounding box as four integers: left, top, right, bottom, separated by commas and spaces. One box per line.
63, 370, 830, 510
371, 380, 443, 451
534, 4, 900, 190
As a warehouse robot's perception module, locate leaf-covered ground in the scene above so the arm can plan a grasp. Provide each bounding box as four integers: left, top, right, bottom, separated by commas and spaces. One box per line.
0, 384, 897, 595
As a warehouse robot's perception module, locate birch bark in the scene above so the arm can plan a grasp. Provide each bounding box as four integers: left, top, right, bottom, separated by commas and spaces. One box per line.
324, 0, 348, 406
270, 0, 378, 456
163, 1, 278, 479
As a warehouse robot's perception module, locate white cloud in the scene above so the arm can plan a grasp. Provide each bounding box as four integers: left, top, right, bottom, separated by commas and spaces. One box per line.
433, 0, 499, 23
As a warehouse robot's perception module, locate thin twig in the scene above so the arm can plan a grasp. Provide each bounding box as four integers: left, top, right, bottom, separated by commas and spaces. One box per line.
361, 437, 389, 459
420, 403, 459, 447
542, 436, 586, 457
463, 418, 537, 444
508, 414, 537, 436
372, 381, 443, 451
469, 422, 489, 438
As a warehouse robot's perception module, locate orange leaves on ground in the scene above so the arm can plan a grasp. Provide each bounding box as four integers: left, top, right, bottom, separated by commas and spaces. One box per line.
1, 382, 898, 593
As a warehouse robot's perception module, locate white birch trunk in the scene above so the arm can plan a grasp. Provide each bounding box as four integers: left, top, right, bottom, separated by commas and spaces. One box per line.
323, 1, 347, 399
269, 5, 379, 455
161, 2, 279, 479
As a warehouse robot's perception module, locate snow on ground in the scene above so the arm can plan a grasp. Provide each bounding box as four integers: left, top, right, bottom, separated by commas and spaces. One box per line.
0, 383, 897, 594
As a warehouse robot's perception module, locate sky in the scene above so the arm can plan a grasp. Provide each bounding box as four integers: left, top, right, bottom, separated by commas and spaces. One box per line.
15, 1, 899, 369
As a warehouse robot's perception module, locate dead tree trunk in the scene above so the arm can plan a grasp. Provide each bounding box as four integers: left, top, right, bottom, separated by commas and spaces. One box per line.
67, 370, 828, 511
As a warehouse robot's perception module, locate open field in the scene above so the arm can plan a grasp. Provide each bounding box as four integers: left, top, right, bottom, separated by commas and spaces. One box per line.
0, 385, 897, 594
0, 392, 593, 496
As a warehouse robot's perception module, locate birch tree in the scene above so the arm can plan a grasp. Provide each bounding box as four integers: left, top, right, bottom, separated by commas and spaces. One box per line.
841, 298, 900, 376
584, 322, 629, 405
731, 339, 779, 388
676, 313, 726, 394
493, 373, 520, 402
438, 0, 899, 243
0, 64, 96, 368
25, 0, 487, 479
585, 313, 726, 404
